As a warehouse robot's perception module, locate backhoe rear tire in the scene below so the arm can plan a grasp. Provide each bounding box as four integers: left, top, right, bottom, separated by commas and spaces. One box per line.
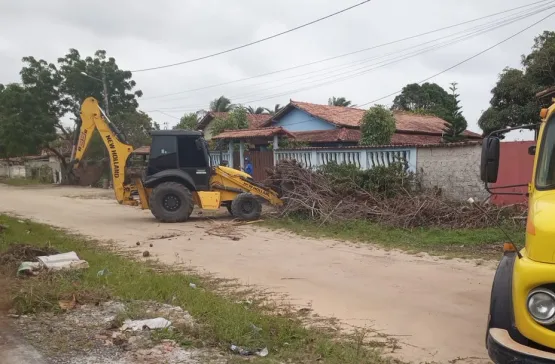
149, 182, 194, 223
231, 193, 262, 221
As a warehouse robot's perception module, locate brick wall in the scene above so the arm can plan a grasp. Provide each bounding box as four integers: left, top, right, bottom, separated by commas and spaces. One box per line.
416, 144, 488, 201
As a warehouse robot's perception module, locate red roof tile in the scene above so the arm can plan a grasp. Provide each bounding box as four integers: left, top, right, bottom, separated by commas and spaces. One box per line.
292, 128, 455, 145
279, 141, 481, 150
197, 112, 272, 130
212, 127, 294, 140
270, 101, 481, 138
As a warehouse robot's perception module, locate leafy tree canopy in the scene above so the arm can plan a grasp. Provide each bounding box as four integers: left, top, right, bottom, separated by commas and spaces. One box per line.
266, 104, 284, 115
210, 96, 234, 112
360, 105, 396, 146
0, 83, 57, 157
479, 31, 555, 134
328, 96, 352, 107
111, 111, 158, 148
211, 106, 248, 136
246, 106, 268, 114
174, 113, 198, 130
392, 83, 453, 116
0, 49, 146, 159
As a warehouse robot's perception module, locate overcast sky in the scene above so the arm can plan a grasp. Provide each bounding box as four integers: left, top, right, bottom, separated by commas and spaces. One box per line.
1, 0, 552, 139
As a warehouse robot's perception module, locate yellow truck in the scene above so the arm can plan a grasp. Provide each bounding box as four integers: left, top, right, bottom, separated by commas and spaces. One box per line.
71, 97, 282, 222
481, 89, 555, 363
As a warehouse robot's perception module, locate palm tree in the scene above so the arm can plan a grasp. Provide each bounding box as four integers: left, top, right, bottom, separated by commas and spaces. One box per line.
328, 97, 352, 107
210, 96, 234, 112
266, 104, 284, 115
246, 106, 267, 114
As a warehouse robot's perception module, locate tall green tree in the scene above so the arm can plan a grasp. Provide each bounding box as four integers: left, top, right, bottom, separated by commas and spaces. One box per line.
210, 96, 234, 112
328, 96, 352, 107
479, 31, 555, 134
246, 106, 267, 114
0, 83, 57, 157
174, 113, 198, 130
391, 83, 453, 115
17, 49, 146, 156
441, 83, 468, 142
360, 105, 396, 146
56, 49, 142, 120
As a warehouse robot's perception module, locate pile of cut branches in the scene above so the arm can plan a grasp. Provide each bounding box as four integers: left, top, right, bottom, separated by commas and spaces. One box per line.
265, 160, 526, 229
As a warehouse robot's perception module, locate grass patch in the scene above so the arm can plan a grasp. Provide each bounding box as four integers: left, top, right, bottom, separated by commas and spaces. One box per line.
262, 217, 525, 260
0, 177, 45, 186
0, 214, 401, 364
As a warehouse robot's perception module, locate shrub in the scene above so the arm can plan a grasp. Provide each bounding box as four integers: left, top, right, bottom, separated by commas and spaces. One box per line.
360, 105, 396, 146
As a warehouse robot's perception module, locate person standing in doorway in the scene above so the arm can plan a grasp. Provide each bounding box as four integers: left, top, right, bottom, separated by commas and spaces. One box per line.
243, 157, 253, 176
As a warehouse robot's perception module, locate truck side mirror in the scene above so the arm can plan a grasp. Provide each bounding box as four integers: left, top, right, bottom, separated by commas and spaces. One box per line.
528, 145, 536, 155
480, 137, 500, 183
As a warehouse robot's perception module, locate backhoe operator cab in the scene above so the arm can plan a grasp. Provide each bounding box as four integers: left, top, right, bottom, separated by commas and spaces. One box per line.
480, 94, 555, 363
72, 97, 282, 224
143, 129, 283, 223
143, 130, 212, 222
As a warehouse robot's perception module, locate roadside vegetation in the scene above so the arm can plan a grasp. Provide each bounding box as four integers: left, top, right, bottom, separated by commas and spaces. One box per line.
0, 177, 46, 186
263, 217, 523, 260
0, 214, 403, 364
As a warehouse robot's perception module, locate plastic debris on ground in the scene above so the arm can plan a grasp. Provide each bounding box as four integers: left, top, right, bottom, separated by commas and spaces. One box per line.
250, 323, 262, 333
17, 251, 88, 276
230, 345, 268, 357
121, 318, 172, 331
17, 262, 41, 276
38, 252, 89, 270
97, 268, 110, 277
189, 283, 197, 289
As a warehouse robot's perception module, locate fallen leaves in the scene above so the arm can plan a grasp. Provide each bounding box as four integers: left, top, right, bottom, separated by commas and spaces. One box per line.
59, 294, 77, 311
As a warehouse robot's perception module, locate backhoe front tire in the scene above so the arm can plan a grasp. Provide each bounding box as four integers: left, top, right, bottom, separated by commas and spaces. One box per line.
149, 182, 194, 223
231, 193, 262, 221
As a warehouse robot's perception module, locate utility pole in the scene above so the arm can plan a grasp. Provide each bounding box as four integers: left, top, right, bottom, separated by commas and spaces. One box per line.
102, 68, 110, 117
80, 70, 109, 116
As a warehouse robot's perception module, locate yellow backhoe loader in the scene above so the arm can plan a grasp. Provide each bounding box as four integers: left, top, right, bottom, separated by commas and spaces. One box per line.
71, 97, 282, 222
481, 88, 555, 363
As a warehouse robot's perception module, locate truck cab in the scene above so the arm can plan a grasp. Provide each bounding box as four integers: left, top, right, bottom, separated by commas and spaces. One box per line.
482, 95, 555, 363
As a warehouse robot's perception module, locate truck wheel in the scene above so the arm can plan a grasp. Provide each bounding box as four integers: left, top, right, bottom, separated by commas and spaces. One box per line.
231, 193, 262, 221
149, 182, 194, 223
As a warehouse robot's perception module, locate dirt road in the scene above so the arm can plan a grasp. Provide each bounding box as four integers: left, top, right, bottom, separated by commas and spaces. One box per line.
0, 185, 496, 363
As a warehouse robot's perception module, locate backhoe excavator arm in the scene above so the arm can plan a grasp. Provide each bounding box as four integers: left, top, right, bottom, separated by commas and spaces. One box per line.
72, 97, 138, 205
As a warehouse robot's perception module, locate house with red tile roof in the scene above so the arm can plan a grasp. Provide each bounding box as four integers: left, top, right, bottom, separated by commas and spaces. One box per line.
259, 100, 482, 147
207, 101, 481, 148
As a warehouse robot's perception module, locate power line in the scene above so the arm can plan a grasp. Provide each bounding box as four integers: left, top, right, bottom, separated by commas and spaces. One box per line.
146, 8, 555, 130
131, 0, 373, 73
147, 3, 553, 113
211, 7, 551, 104
357, 9, 555, 107
150, 110, 181, 120
140, 0, 553, 100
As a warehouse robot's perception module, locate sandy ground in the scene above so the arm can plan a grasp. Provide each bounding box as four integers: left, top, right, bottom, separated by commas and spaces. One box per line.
0, 185, 497, 364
